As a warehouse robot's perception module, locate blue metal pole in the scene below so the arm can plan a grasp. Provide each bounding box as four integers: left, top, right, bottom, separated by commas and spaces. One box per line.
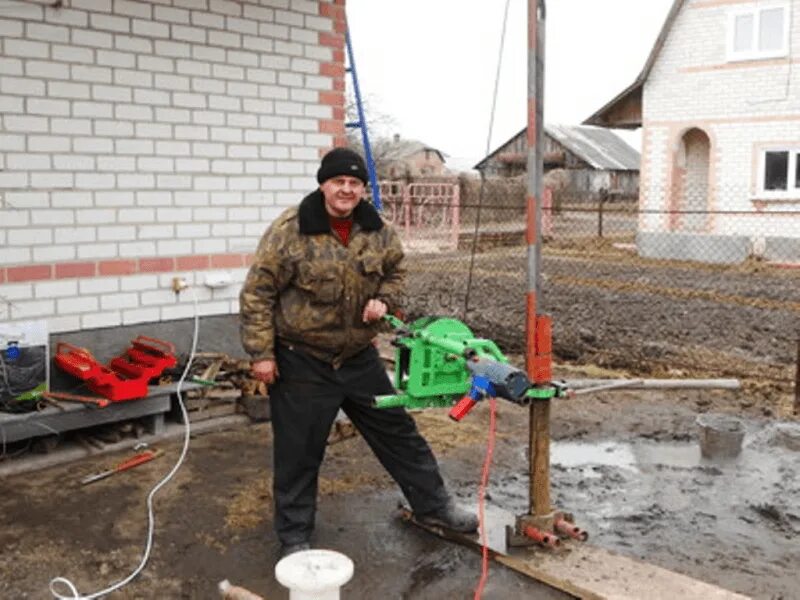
344, 27, 382, 211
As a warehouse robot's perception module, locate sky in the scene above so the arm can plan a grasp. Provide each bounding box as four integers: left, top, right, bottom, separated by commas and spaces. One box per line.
345, 0, 675, 168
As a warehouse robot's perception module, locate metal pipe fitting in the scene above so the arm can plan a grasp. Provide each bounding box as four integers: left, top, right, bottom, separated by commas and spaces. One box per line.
554, 518, 588, 541
523, 525, 561, 548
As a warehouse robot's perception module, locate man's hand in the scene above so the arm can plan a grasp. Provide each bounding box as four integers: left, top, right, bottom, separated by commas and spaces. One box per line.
362, 298, 388, 323
251, 359, 279, 385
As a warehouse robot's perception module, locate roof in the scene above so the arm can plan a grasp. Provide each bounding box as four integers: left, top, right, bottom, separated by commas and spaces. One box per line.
584, 0, 685, 128
474, 125, 640, 171
379, 138, 446, 163
547, 124, 640, 170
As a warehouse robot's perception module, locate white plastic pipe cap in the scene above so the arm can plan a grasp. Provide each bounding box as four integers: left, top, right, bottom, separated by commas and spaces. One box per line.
274, 549, 354, 600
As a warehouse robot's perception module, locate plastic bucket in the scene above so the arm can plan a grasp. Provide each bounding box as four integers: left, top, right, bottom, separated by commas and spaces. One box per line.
696, 413, 745, 459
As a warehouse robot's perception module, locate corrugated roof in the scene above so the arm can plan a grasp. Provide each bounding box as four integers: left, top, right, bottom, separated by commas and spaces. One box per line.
546, 124, 640, 170
474, 125, 640, 171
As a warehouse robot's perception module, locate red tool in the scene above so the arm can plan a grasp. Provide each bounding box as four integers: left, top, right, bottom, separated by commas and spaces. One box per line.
55, 336, 177, 402
42, 391, 110, 409
80, 448, 164, 485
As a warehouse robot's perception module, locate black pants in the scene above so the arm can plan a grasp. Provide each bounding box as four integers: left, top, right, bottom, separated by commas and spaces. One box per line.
270, 343, 449, 546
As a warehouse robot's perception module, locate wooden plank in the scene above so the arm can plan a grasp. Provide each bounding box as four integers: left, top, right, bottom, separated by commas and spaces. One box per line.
399, 506, 751, 600
530, 400, 551, 515
186, 401, 239, 423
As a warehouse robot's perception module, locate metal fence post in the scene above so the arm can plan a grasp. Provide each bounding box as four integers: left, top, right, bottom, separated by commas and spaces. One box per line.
451, 183, 461, 251
598, 189, 608, 238
402, 182, 411, 238
795, 337, 799, 416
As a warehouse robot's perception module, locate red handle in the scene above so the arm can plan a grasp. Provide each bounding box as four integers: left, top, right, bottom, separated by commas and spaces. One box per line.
449, 396, 478, 421
42, 392, 110, 409
114, 450, 161, 473
132, 335, 176, 356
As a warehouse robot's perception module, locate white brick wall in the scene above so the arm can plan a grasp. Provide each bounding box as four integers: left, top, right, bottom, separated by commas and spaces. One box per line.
0, 0, 341, 333
642, 0, 800, 239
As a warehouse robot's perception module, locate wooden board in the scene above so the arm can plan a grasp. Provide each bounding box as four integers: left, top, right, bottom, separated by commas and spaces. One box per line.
399, 506, 751, 600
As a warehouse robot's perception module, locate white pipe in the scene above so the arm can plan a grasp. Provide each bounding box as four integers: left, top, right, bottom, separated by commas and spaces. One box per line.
275, 549, 353, 600
569, 379, 644, 396
564, 378, 740, 391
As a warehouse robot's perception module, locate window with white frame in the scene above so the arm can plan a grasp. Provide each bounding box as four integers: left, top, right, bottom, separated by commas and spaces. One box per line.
727, 3, 789, 61
759, 149, 800, 197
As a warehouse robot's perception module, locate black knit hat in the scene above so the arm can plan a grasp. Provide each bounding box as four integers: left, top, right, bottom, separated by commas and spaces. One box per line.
316, 147, 368, 185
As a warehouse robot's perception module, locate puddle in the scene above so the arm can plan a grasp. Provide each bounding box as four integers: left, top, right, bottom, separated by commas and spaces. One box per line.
552, 440, 701, 471
514, 427, 800, 600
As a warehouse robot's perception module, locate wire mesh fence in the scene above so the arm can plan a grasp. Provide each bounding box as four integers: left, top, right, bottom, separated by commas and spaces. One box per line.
380, 177, 800, 396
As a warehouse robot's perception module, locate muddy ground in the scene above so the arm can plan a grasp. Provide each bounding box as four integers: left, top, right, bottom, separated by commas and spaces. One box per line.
2, 240, 799, 599
2, 376, 798, 599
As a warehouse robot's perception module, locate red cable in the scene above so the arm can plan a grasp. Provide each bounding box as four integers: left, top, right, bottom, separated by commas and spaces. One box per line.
473, 397, 497, 600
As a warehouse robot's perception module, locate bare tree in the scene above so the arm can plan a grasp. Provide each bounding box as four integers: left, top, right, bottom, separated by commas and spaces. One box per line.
345, 96, 399, 178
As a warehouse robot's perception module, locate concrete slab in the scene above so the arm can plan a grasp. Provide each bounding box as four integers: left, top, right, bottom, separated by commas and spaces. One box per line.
637, 232, 749, 264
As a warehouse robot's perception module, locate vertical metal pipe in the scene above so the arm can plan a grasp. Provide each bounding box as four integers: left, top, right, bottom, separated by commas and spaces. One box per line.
527, 0, 550, 517
794, 337, 799, 416
598, 196, 605, 238
402, 183, 411, 238
451, 184, 461, 251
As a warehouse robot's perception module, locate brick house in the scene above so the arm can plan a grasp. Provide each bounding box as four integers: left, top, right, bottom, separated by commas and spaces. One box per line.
586, 0, 800, 264
0, 0, 347, 333
377, 134, 446, 179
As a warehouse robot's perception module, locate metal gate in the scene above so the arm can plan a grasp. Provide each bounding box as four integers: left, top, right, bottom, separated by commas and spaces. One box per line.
377, 181, 460, 252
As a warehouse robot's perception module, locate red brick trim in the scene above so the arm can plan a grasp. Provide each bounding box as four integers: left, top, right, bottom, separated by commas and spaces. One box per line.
320, 62, 345, 78
211, 254, 246, 268
7, 265, 51, 283
55, 262, 96, 279
319, 91, 344, 107
319, 32, 343, 49
99, 260, 137, 276
319, 118, 344, 135
316, 3, 346, 153
0, 253, 254, 285
177, 255, 210, 270
319, 2, 344, 19
139, 258, 176, 273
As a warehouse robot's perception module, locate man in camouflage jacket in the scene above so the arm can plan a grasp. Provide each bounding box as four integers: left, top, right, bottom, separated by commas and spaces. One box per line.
240, 148, 477, 559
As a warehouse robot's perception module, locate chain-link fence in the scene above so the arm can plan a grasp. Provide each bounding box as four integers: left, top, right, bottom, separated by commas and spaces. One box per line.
380, 177, 800, 397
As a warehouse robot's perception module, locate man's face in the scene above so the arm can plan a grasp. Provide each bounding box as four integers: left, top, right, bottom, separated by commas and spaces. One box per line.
320, 175, 365, 218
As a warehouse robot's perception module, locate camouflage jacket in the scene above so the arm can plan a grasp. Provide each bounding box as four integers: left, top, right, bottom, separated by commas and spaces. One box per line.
239, 189, 405, 367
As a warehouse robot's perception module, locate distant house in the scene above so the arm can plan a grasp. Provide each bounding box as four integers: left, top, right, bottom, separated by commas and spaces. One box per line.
376, 135, 447, 179
586, 0, 800, 264
474, 125, 640, 199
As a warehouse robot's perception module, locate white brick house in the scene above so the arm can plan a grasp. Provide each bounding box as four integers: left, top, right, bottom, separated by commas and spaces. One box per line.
0, 0, 347, 333
586, 0, 800, 264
